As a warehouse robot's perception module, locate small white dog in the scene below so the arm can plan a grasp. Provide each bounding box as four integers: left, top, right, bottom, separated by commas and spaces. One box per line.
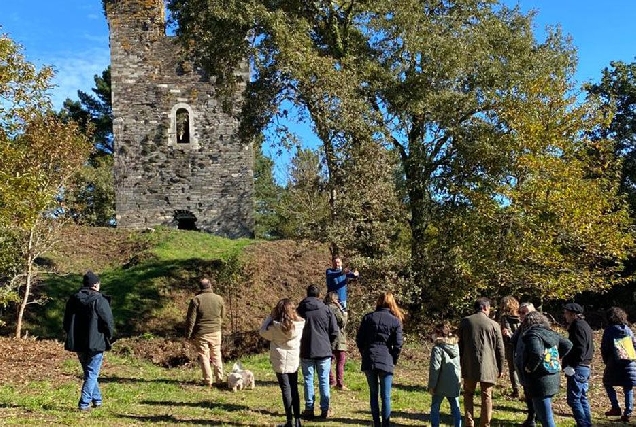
227, 362, 255, 392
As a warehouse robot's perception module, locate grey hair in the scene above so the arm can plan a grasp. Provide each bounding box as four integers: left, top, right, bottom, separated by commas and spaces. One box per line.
523, 311, 550, 328
519, 302, 536, 312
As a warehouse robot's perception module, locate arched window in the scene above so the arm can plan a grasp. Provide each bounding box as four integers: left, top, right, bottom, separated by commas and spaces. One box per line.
168, 103, 197, 147
175, 108, 190, 144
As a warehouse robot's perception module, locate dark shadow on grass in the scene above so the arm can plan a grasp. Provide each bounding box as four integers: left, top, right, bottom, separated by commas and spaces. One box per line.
98, 376, 196, 385
141, 401, 250, 412
24, 258, 231, 339
116, 414, 214, 425
392, 383, 427, 393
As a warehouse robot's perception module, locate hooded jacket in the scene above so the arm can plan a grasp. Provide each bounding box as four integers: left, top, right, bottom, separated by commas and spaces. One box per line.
63, 287, 115, 353
522, 325, 572, 398
427, 337, 461, 397
297, 296, 338, 359
259, 315, 306, 374
601, 323, 636, 387
356, 308, 403, 373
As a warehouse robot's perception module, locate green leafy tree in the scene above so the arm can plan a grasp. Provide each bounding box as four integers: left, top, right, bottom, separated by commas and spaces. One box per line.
59, 67, 115, 226
168, 0, 632, 312
0, 34, 93, 337
254, 137, 284, 239
275, 148, 330, 240
585, 61, 636, 213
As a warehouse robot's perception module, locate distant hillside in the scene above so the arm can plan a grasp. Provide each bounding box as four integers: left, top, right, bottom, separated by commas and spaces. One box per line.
14, 226, 331, 348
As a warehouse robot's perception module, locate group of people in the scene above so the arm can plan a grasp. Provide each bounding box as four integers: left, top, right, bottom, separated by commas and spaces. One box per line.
426, 295, 636, 427
62, 264, 636, 427
257, 256, 402, 427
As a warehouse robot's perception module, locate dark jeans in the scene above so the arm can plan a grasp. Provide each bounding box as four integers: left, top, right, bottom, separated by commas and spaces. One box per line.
524, 386, 536, 422
276, 371, 300, 422
364, 369, 393, 427
329, 350, 346, 387
566, 365, 592, 427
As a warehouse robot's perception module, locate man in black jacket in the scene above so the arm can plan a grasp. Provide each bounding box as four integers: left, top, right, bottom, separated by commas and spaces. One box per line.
63, 271, 115, 411
297, 285, 339, 420
562, 303, 593, 427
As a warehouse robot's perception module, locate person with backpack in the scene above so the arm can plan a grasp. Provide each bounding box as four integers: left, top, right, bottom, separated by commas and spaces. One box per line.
428, 322, 462, 427
601, 306, 636, 423
521, 311, 572, 427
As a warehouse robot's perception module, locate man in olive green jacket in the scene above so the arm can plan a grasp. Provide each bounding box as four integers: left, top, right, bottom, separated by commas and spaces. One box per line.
186, 278, 225, 386
458, 297, 505, 427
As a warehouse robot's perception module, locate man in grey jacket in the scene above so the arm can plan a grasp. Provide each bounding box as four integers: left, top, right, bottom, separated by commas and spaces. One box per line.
186, 278, 225, 386
458, 297, 505, 427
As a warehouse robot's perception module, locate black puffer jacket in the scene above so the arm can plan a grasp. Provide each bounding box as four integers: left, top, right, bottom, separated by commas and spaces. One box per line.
356, 308, 403, 374
297, 296, 338, 359
522, 325, 572, 398
63, 287, 115, 353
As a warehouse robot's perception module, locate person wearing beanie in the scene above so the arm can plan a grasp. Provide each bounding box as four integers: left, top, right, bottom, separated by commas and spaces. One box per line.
185, 278, 226, 387
63, 270, 115, 411
562, 302, 594, 427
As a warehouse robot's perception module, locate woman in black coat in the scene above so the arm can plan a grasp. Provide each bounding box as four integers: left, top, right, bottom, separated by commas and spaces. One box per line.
356, 292, 404, 427
601, 307, 636, 422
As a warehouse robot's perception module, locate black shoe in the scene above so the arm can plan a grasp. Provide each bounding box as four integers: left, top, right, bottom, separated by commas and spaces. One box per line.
521, 419, 536, 427
301, 409, 314, 420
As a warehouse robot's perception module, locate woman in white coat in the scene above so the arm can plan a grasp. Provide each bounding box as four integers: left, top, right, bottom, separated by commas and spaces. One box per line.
260, 298, 306, 427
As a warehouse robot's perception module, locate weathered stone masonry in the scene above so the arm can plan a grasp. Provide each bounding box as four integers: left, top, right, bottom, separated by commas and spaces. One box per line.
105, 0, 254, 238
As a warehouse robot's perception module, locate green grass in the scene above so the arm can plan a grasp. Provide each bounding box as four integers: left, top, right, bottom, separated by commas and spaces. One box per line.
0, 342, 598, 426
150, 228, 253, 262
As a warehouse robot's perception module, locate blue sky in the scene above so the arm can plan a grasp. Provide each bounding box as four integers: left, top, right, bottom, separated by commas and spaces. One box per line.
1, 1, 635, 179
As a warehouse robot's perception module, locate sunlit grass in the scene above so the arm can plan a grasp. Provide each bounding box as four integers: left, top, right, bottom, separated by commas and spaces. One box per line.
0, 345, 588, 426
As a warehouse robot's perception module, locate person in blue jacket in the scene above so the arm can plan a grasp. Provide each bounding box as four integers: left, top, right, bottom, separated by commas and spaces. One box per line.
325, 256, 358, 310
63, 271, 115, 411
356, 291, 404, 427
601, 307, 636, 423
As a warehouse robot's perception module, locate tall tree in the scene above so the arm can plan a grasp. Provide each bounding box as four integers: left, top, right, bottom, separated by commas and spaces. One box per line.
585, 61, 636, 213
59, 67, 115, 226
275, 148, 330, 240
253, 136, 284, 239
168, 0, 632, 311
0, 34, 93, 337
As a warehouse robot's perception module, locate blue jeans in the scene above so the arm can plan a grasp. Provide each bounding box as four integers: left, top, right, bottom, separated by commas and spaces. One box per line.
605, 384, 634, 416
301, 357, 331, 411
364, 369, 392, 427
430, 394, 461, 427
566, 365, 592, 427
532, 396, 556, 427
77, 351, 104, 409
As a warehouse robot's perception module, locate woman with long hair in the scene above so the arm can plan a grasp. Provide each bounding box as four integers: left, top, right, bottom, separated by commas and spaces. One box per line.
499, 295, 521, 397
259, 298, 306, 427
356, 292, 404, 426
601, 307, 636, 423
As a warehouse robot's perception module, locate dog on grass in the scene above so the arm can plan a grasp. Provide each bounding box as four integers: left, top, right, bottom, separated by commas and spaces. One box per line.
227, 362, 255, 392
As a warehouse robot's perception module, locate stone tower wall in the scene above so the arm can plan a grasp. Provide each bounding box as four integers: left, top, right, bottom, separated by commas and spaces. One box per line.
105, 0, 254, 238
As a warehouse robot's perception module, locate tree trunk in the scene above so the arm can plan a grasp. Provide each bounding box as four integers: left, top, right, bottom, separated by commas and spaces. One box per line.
15, 226, 36, 339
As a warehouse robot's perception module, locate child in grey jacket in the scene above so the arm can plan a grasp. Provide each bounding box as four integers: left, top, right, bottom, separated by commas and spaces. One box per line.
428, 322, 462, 427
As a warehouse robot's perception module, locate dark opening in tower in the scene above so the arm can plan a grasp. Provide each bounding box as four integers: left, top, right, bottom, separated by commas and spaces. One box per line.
175, 108, 190, 144
174, 210, 197, 230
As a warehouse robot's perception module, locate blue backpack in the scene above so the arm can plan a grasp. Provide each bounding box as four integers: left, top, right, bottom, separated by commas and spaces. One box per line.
542, 345, 561, 374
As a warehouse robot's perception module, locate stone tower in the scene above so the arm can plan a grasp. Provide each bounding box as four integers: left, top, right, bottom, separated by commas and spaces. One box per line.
105, 0, 253, 237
